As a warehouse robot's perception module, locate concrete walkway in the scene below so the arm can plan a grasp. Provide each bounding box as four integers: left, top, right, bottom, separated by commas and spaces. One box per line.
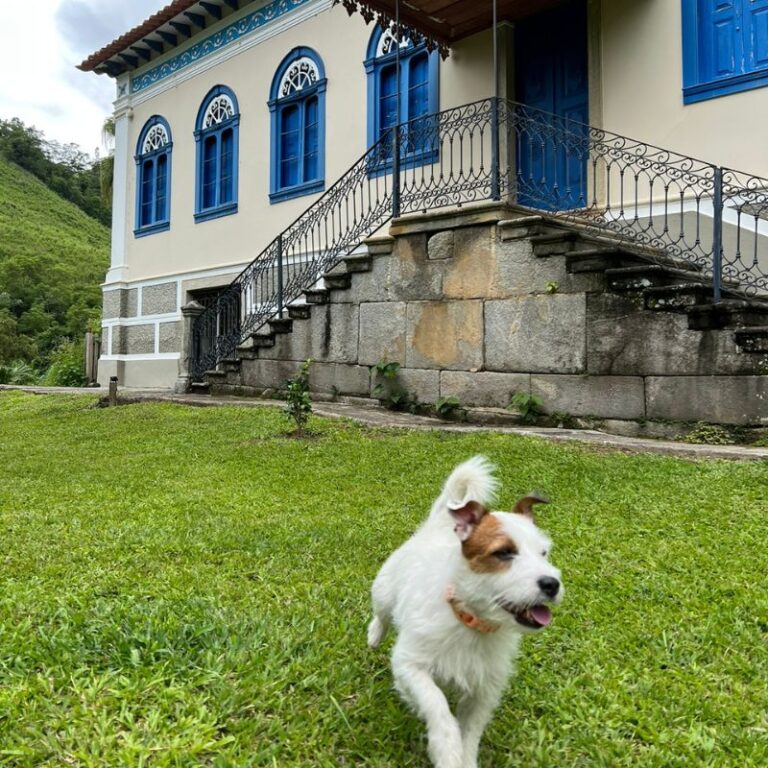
2, 384, 767, 462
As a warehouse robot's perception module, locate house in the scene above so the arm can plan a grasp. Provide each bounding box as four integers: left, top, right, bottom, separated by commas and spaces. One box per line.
79, 0, 768, 426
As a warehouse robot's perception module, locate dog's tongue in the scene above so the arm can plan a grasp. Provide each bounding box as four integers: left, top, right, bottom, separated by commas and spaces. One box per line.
530, 606, 552, 626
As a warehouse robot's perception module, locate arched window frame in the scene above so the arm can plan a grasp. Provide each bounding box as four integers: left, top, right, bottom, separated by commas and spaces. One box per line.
364, 26, 439, 172
268, 47, 327, 204
194, 85, 240, 223
134, 116, 172, 237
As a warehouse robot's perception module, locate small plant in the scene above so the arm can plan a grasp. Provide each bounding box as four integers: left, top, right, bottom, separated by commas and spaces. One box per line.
545, 281, 559, 294
682, 422, 740, 446
42, 340, 86, 387
548, 411, 579, 429
284, 359, 313, 436
0, 360, 39, 385
371, 359, 411, 411
434, 396, 461, 419
508, 391, 545, 424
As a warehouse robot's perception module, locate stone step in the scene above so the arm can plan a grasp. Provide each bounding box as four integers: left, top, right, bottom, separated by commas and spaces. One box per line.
190, 381, 210, 393
288, 304, 311, 320
734, 326, 768, 353
203, 370, 226, 380
605, 264, 704, 292
643, 283, 713, 312
235, 344, 259, 360
305, 288, 330, 304
323, 273, 352, 290
566, 248, 649, 274
221, 358, 241, 373
250, 333, 276, 348
497, 215, 549, 241
530, 231, 581, 257
343, 254, 373, 273
688, 299, 768, 330
268, 317, 293, 334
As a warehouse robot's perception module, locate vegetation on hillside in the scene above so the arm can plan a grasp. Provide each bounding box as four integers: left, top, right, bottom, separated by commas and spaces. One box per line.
0, 154, 109, 381
1, 392, 767, 767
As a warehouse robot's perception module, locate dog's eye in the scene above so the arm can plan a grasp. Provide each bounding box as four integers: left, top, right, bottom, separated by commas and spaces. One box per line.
541, 549, 549, 557
493, 547, 516, 560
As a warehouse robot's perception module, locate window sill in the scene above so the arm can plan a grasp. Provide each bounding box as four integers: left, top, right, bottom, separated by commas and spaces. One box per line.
269, 179, 324, 204
194, 203, 238, 223
684, 68, 768, 104
134, 221, 170, 238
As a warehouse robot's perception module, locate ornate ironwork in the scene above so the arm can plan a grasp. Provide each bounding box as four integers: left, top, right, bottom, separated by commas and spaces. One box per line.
191, 97, 768, 379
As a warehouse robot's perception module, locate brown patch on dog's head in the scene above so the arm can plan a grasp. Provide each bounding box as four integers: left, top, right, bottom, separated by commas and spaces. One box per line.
461, 515, 519, 574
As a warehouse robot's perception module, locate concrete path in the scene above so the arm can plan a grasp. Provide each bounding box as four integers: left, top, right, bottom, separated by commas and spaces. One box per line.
2, 384, 767, 462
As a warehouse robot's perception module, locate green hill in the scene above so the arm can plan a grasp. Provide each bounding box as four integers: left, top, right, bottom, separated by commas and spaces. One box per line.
0, 154, 109, 370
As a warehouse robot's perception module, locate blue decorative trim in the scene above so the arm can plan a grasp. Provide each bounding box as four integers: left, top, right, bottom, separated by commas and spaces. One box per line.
684, 69, 768, 104
269, 47, 326, 203
131, 0, 312, 93
195, 85, 240, 221
194, 202, 238, 223
134, 115, 173, 237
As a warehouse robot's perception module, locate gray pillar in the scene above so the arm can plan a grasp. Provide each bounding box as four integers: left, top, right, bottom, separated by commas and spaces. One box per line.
174, 300, 205, 393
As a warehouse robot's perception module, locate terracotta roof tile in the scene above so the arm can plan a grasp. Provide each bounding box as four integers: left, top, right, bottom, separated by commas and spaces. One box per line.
77, 0, 201, 73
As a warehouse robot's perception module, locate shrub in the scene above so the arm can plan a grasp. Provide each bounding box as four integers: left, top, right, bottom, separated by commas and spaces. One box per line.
0, 360, 39, 385
508, 391, 545, 424
42, 339, 86, 387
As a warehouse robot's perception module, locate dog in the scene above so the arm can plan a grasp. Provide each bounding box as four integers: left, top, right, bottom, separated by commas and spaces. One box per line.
367, 456, 563, 768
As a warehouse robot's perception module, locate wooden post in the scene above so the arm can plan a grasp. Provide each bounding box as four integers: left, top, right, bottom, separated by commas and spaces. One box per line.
108, 376, 118, 407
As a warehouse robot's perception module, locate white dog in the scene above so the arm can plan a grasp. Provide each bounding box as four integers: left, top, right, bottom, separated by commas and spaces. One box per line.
367, 456, 563, 768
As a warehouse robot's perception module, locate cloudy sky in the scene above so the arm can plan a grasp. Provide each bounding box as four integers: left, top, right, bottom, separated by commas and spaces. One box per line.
0, 0, 162, 157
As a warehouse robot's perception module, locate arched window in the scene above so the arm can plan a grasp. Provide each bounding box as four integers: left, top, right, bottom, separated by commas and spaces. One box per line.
365, 26, 439, 167
269, 47, 327, 203
134, 116, 172, 237
194, 85, 240, 222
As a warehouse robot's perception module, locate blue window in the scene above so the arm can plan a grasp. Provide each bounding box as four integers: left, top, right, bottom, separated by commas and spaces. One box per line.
365, 26, 439, 169
194, 85, 239, 222
683, 0, 768, 103
134, 116, 172, 237
269, 47, 327, 203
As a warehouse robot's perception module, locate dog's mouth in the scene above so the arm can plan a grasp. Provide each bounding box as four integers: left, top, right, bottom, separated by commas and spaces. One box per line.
498, 601, 552, 629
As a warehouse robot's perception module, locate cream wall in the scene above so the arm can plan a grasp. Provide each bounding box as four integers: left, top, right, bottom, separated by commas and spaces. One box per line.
118, 1, 496, 286
600, 0, 768, 175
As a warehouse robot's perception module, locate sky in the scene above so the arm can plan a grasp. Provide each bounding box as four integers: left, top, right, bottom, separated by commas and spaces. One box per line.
0, 0, 162, 157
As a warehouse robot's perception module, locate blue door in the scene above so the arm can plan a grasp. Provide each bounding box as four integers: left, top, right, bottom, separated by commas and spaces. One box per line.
515, 2, 589, 210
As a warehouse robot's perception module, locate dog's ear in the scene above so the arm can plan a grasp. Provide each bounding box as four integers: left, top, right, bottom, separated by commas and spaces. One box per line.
513, 492, 549, 520
448, 500, 488, 541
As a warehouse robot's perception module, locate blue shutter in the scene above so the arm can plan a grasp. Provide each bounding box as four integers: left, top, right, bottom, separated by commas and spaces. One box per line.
141, 159, 155, 226
220, 128, 234, 204
745, 0, 768, 70
280, 104, 300, 188
202, 135, 218, 209
408, 53, 429, 120
379, 65, 398, 139
303, 96, 319, 182
155, 154, 168, 222
699, 0, 743, 80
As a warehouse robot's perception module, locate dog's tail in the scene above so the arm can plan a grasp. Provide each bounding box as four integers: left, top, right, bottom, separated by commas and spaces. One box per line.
429, 455, 498, 521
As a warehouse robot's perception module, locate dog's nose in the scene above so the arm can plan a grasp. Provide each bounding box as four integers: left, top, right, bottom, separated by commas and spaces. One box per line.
537, 576, 560, 598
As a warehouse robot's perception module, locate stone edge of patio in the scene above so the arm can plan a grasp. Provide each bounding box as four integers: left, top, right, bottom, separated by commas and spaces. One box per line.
2, 384, 767, 462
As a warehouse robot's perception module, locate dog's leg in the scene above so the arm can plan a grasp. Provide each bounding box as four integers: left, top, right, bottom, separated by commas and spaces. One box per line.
456, 687, 503, 768
392, 657, 463, 768
367, 614, 389, 648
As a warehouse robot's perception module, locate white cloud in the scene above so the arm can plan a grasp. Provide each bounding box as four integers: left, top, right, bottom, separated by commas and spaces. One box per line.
0, 0, 161, 156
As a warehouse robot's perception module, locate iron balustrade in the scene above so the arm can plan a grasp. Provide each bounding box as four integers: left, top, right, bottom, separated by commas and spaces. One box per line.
191, 98, 768, 379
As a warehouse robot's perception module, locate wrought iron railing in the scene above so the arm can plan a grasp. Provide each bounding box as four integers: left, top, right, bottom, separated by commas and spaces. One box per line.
191, 98, 768, 378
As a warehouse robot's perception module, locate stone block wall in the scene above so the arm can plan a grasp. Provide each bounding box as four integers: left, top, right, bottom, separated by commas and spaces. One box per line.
232, 208, 767, 426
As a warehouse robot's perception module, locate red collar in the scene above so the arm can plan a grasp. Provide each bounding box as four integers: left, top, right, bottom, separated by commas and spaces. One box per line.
444, 585, 500, 634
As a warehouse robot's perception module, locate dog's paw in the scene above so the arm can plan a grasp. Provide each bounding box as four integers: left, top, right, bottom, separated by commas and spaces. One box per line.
367, 616, 386, 648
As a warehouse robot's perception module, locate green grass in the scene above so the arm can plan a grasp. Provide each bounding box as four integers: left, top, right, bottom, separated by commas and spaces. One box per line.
0, 391, 767, 767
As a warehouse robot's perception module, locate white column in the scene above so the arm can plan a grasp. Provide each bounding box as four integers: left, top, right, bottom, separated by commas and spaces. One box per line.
105, 76, 132, 284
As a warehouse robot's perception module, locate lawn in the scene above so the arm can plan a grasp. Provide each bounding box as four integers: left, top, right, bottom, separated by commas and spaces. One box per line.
0, 391, 767, 767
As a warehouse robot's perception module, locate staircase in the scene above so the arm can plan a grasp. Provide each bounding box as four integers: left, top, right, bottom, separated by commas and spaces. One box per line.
190, 99, 768, 424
